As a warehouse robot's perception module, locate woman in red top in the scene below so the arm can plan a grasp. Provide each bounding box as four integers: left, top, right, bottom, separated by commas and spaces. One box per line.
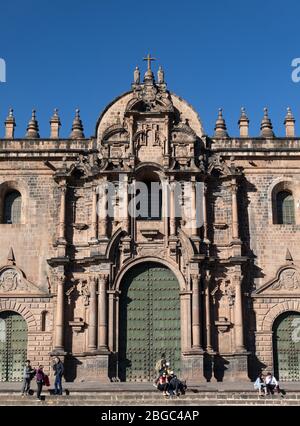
157, 373, 169, 396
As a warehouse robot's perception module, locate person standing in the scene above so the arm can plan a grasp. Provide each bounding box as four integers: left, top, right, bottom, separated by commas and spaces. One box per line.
21, 360, 35, 396
53, 357, 64, 395
36, 365, 45, 400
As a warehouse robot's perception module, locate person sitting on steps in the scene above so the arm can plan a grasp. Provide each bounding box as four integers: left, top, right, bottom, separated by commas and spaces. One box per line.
254, 373, 267, 397
168, 371, 187, 397
265, 372, 281, 396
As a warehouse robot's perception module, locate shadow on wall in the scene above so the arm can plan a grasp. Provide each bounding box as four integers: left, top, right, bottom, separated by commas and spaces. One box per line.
64, 356, 83, 382
204, 353, 230, 382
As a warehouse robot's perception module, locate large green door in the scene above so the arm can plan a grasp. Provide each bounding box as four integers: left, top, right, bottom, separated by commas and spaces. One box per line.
119, 262, 181, 381
0, 311, 27, 382
273, 312, 300, 381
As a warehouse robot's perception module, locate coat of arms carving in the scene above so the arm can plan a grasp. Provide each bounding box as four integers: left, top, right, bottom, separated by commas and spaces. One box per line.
271, 268, 300, 291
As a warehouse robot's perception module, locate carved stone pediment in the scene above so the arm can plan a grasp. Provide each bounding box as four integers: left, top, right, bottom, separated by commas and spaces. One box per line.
253, 266, 300, 297
103, 125, 129, 144
55, 154, 100, 180
0, 266, 46, 295
171, 124, 197, 145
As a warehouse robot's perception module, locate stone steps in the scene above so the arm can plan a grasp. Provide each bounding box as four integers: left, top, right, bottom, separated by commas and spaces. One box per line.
0, 391, 299, 405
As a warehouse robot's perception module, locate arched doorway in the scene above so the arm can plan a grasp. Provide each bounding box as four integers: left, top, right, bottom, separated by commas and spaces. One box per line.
273, 311, 300, 381
118, 262, 181, 381
0, 311, 27, 381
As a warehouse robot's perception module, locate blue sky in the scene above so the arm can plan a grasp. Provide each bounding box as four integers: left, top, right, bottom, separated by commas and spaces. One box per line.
0, 0, 300, 138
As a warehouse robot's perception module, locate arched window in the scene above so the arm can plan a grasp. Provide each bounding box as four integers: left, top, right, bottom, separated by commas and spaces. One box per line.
3, 191, 21, 224
276, 191, 295, 224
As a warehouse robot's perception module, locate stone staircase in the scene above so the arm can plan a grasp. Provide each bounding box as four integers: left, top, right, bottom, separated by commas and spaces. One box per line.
0, 390, 299, 405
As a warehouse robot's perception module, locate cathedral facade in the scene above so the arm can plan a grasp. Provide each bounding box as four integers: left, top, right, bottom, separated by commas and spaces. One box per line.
0, 59, 300, 383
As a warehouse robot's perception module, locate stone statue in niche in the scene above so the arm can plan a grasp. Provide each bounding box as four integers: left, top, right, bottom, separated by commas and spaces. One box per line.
225, 280, 235, 306
154, 128, 162, 146
65, 284, 76, 305
78, 280, 90, 306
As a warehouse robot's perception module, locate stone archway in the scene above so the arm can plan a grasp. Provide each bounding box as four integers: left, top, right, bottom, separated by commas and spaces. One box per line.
118, 261, 181, 382
272, 311, 300, 381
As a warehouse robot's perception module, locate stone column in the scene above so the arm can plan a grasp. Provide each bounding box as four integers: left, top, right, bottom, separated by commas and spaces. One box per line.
191, 177, 197, 237
58, 183, 67, 243
120, 174, 129, 233
233, 271, 245, 352
131, 178, 136, 242
129, 116, 134, 155
180, 291, 192, 352
90, 186, 98, 242
108, 290, 115, 351
164, 116, 169, 156
161, 178, 169, 245
191, 275, 201, 349
54, 274, 65, 351
170, 178, 176, 236
231, 178, 239, 241
88, 277, 97, 351
98, 274, 108, 350
203, 182, 209, 242
205, 272, 212, 351
98, 179, 107, 239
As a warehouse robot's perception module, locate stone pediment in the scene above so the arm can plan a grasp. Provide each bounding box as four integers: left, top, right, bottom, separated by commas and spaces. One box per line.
0, 266, 46, 295
171, 124, 197, 144
252, 266, 300, 297
102, 125, 129, 144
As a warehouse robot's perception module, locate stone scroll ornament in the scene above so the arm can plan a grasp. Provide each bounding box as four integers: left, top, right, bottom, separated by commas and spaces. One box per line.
271, 268, 300, 291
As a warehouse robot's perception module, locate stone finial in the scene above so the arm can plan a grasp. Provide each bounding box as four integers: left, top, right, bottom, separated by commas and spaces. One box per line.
260, 107, 274, 138
284, 107, 295, 137
144, 67, 154, 84
70, 109, 85, 139
7, 247, 15, 265
5, 108, 16, 139
286, 248, 293, 262
25, 109, 40, 138
214, 108, 228, 137
157, 66, 164, 84
238, 107, 249, 137
50, 108, 61, 138
134, 66, 140, 84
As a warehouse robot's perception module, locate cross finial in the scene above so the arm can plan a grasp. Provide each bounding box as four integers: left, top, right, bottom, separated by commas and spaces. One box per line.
143, 53, 156, 71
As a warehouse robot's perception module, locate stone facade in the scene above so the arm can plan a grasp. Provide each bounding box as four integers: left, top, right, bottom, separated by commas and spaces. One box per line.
0, 60, 300, 382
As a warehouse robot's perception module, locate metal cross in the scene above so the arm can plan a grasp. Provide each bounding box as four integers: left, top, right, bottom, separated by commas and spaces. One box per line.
143, 53, 156, 71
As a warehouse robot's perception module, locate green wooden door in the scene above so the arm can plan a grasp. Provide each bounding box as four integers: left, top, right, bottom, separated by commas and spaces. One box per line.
119, 262, 181, 382
273, 312, 300, 381
0, 311, 27, 382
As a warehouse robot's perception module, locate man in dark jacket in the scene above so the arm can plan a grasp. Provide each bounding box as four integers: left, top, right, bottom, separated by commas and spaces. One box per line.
53, 357, 64, 395
21, 360, 35, 396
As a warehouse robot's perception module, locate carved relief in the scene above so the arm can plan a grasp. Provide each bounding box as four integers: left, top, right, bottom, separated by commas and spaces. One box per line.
272, 268, 300, 291
0, 266, 43, 294
78, 279, 90, 306
0, 269, 23, 292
